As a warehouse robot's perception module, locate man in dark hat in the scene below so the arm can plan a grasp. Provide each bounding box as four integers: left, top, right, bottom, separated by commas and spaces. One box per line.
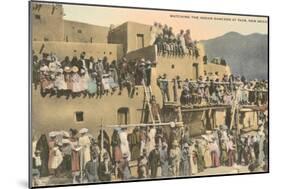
148, 144, 161, 178
85, 152, 100, 183
61, 56, 72, 69
145, 60, 152, 86
32, 55, 40, 90
102, 56, 110, 74
135, 58, 146, 85
78, 51, 87, 70
88, 56, 96, 74
118, 57, 131, 96
39, 53, 50, 66
160, 73, 170, 103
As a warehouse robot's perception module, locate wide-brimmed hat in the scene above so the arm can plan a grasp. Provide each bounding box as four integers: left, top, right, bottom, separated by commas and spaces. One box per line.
123, 153, 128, 158
61, 131, 70, 138
49, 131, 57, 137
72, 66, 79, 73
50, 74, 56, 80
40, 65, 49, 72
146, 60, 151, 64
140, 58, 145, 62
184, 143, 189, 148
64, 66, 72, 73
62, 139, 70, 144
80, 68, 86, 74
58, 68, 63, 73
79, 128, 88, 134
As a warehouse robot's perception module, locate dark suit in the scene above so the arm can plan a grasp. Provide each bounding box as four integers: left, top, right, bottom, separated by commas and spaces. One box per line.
148, 149, 160, 178
85, 159, 100, 182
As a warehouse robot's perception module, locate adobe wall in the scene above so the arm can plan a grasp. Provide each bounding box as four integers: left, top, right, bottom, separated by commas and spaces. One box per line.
127, 22, 151, 53
64, 20, 109, 43
108, 23, 128, 54
32, 41, 124, 63
108, 22, 151, 53
32, 86, 145, 138
32, 3, 64, 42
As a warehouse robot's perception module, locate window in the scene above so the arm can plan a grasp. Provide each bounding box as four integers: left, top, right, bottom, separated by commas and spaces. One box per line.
171, 64, 175, 69
117, 107, 130, 125
192, 63, 199, 80
35, 14, 41, 20
43, 37, 49, 41
136, 34, 144, 49
75, 111, 84, 122
77, 29, 82, 34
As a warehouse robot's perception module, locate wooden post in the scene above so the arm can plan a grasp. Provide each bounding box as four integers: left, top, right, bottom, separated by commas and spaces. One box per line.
235, 107, 239, 161
80, 145, 83, 182
101, 119, 104, 162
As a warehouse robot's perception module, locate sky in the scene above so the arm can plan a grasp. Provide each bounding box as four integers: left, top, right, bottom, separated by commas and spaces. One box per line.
63, 4, 268, 41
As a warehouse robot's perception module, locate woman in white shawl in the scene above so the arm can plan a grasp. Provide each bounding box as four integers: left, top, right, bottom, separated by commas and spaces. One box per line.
146, 126, 156, 155
51, 144, 63, 172
203, 140, 212, 168
189, 142, 198, 175
54, 68, 67, 96
72, 66, 82, 96
149, 22, 158, 45
119, 128, 131, 161
78, 128, 91, 168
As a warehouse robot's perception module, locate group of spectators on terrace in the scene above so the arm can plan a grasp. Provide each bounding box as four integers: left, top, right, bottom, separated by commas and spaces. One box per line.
156, 72, 268, 106
150, 22, 200, 57
32, 52, 154, 99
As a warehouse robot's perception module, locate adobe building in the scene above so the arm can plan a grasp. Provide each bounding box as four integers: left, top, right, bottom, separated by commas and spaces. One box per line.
31, 2, 259, 138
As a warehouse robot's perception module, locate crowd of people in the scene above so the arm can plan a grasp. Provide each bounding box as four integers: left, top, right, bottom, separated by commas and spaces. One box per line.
32, 115, 268, 186
150, 22, 200, 57
32, 52, 154, 99
156, 72, 268, 106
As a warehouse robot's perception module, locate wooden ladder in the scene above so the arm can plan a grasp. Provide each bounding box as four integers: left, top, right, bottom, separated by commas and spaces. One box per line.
142, 83, 162, 124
